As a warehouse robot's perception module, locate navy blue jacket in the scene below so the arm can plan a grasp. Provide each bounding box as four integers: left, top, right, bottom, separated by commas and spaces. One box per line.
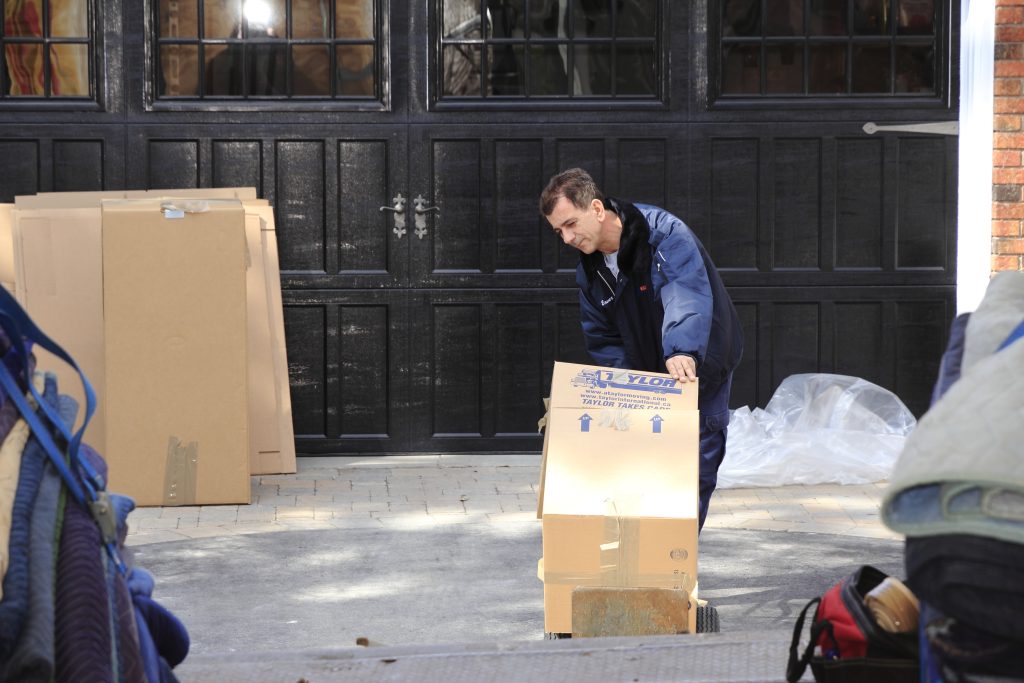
576, 198, 743, 429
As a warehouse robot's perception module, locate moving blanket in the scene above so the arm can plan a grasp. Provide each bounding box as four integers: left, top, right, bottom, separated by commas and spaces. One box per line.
0, 377, 56, 662
3, 461, 61, 683
882, 271, 1024, 544
0, 295, 190, 682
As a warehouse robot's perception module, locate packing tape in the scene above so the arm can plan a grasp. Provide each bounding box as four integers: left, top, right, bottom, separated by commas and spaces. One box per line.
541, 570, 693, 590
597, 407, 632, 431
157, 198, 243, 218
164, 436, 198, 506
542, 505, 696, 594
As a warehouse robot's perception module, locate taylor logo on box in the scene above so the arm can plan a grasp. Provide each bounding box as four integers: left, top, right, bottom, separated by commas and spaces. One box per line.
570, 369, 681, 395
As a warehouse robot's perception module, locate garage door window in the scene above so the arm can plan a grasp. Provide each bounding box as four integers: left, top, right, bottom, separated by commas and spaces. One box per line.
155, 0, 381, 100
2, 0, 93, 99
439, 0, 662, 102
718, 0, 939, 98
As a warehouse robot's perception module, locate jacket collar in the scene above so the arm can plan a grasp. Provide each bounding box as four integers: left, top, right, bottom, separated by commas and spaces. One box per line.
581, 197, 651, 281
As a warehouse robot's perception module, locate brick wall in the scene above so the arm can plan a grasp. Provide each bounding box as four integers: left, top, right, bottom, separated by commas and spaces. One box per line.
994, 0, 1024, 272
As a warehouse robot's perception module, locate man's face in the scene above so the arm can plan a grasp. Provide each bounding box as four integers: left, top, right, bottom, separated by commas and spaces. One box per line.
546, 196, 607, 254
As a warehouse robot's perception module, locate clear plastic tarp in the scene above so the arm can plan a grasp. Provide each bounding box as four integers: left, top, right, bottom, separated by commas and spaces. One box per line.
718, 374, 917, 488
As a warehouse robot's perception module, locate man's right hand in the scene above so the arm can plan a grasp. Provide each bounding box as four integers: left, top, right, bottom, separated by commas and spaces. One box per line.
665, 355, 697, 383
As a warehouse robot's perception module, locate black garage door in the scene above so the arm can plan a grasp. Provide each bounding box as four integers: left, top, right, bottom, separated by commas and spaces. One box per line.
0, 0, 958, 453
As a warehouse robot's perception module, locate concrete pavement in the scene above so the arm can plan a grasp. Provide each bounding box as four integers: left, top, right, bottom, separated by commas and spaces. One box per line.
124, 455, 907, 681
125, 454, 901, 546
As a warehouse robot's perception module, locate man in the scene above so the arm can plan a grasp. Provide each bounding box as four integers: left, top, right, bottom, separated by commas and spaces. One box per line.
540, 168, 743, 531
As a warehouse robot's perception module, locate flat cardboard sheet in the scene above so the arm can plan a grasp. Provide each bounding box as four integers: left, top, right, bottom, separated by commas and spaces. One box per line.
13, 187, 259, 209
12, 208, 106, 444
11, 189, 294, 478
244, 206, 296, 475
101, 198, 250, 506
0, 204, 13, 293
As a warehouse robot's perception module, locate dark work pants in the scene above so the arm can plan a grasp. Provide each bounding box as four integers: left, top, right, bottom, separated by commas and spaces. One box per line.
697, 373, 733, 533
698, 427, 727, 532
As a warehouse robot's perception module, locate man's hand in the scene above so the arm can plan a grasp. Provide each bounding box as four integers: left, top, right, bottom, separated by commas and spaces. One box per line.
665, 355, 697, 383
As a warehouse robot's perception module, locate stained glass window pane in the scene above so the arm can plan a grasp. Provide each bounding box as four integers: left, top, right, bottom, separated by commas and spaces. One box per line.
50, 43, 89, 95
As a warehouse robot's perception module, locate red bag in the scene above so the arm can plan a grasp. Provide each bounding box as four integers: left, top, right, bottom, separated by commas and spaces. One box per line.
786, 566, 918, 682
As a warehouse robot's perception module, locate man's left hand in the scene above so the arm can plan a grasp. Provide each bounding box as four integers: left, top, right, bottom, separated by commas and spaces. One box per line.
665, 355, 697, 382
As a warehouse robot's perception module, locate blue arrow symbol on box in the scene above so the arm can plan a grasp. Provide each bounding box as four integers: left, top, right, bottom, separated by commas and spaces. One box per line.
579, 413, 592, 432
650, 415, 663, 433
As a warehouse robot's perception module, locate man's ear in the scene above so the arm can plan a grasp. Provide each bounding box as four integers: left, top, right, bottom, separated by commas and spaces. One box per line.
591, 198, 605, 220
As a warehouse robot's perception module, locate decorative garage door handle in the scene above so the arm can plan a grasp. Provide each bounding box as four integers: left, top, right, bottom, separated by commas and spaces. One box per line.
379, 193, 407, 238
413, 194, 440, 240
862, 121, 959, 136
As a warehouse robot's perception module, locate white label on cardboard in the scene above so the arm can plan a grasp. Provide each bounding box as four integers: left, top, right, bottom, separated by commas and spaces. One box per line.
549, 362, 697, 412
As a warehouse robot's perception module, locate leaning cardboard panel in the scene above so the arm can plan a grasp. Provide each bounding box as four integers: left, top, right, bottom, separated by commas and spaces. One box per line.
537, 361, 700, 635
13, 187, 259, 209
0, 204, 14, 294
250, 204, 295, 474
244, 204, 296, 475
102, 198, 250, 506
12, 190, 295, 475
11, 207, 107, 446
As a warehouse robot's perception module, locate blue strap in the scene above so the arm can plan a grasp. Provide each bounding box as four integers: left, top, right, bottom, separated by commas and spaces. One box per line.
0, 286, 102, 495
997, 319, 1024, 352
0, 288, 127, 574
0, 362, 88, 505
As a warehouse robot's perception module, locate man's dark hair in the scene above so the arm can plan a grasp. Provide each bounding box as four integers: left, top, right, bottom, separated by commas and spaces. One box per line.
539, 167, 604, 217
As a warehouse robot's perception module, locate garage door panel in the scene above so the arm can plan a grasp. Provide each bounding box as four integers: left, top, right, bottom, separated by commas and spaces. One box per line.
731, 301, 760, 410
212, 140, 264, 196
729, 287, 952, 416
409, 290, 580, 451
773, 139, 822, 269
495, 139, 546, 271
772, 302, 822, 389
834, 302, 888, 388
284, 290, 409, 453
709, 137, 760, 270
616, 138, 669, 207
284, 303, 328, 439
495, 304, 545, 435
147, 139, 200, 189
430, 302, 484, 435
338, 139, 392, 274
897, 137, 949, 269
276, 140, 328, 273
53, 140, 105, 191
836, 138, 885, 269
694, 125, 954, 284
895, 299, 948, 412
431, 139, 484, 272
339, 303, 394, 437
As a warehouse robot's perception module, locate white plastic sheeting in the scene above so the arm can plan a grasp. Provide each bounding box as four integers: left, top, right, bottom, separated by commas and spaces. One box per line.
718, 374, 917, 488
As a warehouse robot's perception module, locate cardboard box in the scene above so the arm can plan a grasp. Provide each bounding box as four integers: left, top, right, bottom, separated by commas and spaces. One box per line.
537, 362, 700, 634
11, 190, 295, 477
101, 198, 250, 506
